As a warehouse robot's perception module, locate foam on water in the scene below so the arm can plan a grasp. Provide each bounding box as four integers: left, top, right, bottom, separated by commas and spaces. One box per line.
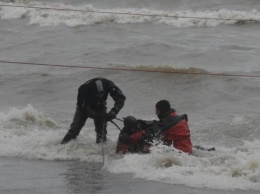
0, 105, 259, 190
1, 1, 260, 27
1, 0, 260, 191
106, 142, 260, 190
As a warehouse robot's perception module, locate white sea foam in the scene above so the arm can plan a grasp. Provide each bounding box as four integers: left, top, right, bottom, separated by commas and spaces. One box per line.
0, 2, 260, 27
0, 105, 259, 190
106, 142, 260, 190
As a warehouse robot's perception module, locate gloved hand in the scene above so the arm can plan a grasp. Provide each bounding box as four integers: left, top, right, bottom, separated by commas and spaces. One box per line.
106, 110, 117, 121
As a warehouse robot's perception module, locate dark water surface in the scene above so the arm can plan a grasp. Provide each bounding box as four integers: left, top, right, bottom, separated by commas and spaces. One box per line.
0, 157, 259, 194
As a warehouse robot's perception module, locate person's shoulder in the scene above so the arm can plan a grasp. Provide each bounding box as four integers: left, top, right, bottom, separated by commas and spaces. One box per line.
102, 78, 114, 83
103, 79, 118, 88
84, 77, 105, 84
182, 114, 188, 122
78, 83, 85, 90
78, 80, 92, 91
169, 112, 188, 121
174, 114, 188, 122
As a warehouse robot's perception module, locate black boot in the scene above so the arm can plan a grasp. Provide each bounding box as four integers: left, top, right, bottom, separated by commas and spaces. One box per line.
61, 132, 76, 144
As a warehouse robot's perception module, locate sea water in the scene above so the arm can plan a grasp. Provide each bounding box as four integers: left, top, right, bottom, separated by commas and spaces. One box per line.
0, 0, 260, 193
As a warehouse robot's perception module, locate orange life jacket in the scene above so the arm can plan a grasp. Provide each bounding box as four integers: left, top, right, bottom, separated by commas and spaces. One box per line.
160, 112, 192, 154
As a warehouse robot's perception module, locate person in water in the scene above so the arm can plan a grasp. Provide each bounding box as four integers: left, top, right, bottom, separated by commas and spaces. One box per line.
116, 116, 151, 154
61, 77, 126, 144
116, 100, 192, 154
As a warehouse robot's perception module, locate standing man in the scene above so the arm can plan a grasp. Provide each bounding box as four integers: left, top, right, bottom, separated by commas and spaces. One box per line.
61, 77, 126, 144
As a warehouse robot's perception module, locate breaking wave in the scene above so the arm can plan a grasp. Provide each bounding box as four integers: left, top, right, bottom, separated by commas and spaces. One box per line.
132, 65, 208, 73
0, 1, 260, 27
0, 105, 59, 129
0, 105, 259, 190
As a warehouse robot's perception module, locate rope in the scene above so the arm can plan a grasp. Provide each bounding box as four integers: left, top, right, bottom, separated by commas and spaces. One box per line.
98, 120, 122, 169
115, 118, 124, 122
0, 3, 259, 23
110, 120, 122, 131
100, 122, 106, 169
1, 60, 260, 78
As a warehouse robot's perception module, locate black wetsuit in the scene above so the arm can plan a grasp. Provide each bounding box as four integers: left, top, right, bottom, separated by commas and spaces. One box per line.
61, 77, 126, 144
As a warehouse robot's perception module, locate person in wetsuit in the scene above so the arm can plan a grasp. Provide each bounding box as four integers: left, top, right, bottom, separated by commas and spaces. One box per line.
61, 77, 126, 144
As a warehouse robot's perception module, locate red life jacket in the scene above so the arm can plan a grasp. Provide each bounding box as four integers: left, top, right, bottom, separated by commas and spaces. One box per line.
116, 128, 150, 154
116, 132, 150, 154
116, 112, 192, 155
160, 112, 193, 154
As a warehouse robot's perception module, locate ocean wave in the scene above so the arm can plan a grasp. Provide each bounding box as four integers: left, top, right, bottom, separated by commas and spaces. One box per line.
0, 104, 59, 129
0, 105, 259, 190
107, 141, 260, 190
132, 64, 208, 73
0, 1, 260, 27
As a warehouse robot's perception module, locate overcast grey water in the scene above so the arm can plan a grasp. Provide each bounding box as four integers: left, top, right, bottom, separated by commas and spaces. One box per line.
0, 0, 260, 193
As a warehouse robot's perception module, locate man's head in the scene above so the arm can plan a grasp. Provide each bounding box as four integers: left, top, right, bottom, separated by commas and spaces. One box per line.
124, 116, 138, 132
155, 100, 171, 119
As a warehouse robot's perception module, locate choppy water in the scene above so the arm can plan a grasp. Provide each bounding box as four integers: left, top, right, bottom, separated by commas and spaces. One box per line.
0, 0, 260, 192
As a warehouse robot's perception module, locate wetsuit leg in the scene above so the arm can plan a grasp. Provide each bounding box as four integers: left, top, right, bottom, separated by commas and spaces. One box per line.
61, 107, 88, 144
94, 118, 107, 144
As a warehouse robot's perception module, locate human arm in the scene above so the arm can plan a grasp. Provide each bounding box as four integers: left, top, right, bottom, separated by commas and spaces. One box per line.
137, 119, 158, 130
76, 84, 88, 109
106, 81, 126, 120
